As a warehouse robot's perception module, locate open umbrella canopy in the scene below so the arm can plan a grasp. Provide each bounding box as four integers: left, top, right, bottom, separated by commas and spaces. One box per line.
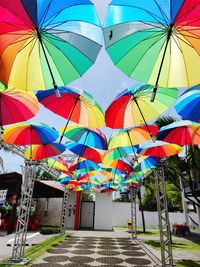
46, 156, 69, 174
102, 158, 133, 173
3, 123, 59, 145
69, 159, 99, 172
108, 125, 158, 149
104, 0, 200, 97
102, 146, 138, 162
60, 125, 107, 150
66, 141, 102, 163
24, 142, 66, 160
175, 85, 200, 122
36, 86, 105, 130
134, 156, 160, 172
106, 84, 178, 129
157, 120, 200, 146
0, 0, 103, 92
0, 83, 39, 126
140, 140, 182, 158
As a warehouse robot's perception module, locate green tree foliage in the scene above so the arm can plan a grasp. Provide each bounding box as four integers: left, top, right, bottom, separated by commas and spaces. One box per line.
82, 191, 94, 201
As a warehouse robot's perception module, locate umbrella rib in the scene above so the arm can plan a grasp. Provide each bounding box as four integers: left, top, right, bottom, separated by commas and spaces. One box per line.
39, 0, 53, 26
118, 4, 167, 27
174, 3, 200, 25
150, 24, 174, 102
153, 0, 169, 25
175, 35, 190, 86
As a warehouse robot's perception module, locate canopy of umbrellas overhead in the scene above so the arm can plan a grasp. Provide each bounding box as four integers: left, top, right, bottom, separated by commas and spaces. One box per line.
0, 0, 200, 193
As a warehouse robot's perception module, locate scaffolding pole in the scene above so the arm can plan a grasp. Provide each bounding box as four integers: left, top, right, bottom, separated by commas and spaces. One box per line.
130, 187, 137, 239
6, 162, 37, 265
155, 164, 173, 267
60, 187, 69, 235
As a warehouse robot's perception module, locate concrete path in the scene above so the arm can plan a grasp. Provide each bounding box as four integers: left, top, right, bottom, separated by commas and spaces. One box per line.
0, 232, 53, 261
31, 230, 159, 267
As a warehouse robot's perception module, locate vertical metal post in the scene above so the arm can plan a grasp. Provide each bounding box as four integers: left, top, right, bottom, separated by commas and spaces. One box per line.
10, 162, 37, 264
60, 187, 69, 235
130, 187, 137, 239
155, 164, 173, 267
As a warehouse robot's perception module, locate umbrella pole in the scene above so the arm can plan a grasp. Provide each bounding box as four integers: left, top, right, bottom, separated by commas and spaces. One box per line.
59, 97, 80, 143
150, 24, 173, 102
35, 27, 60, 98
132, 96, 155, 141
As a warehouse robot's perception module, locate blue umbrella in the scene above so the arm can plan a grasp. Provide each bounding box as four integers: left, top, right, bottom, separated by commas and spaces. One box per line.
175, 85, 200, 122
134, 156, 160, 172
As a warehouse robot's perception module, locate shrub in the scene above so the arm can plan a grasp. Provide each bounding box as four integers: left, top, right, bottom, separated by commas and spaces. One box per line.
40, 226, 60, 235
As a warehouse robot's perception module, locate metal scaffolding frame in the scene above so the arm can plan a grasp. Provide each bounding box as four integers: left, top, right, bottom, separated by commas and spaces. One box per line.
130, 187, 137, 239
6, 162, 38, 264
155, 164, 173, 267
60, 187, 70, 235
1, 142, 76, 264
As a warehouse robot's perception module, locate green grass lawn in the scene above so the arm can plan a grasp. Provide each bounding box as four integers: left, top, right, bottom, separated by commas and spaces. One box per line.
144, 239, 200, 252
0, 233, 72, 267
175, 260, 200, 267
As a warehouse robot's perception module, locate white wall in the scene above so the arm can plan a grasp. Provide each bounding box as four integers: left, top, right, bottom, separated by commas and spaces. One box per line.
36, 191, 76, 228
112, 202, 199, 229
94, 192, 113, 230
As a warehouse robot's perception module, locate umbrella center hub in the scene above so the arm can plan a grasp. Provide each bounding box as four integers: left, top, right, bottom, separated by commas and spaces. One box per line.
35, 27, 42, 40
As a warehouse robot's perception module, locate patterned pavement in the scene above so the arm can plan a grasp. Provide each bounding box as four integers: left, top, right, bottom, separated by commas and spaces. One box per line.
31, 236, 157, 267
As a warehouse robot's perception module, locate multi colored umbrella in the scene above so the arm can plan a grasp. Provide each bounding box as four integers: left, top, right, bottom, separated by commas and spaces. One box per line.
69, 159, 99, 173
46, 157, 69, 174
60, 125, 107, 150
24, 143, 66, 160
133, 156, 160, 172
102, 147, 138, 162
0, 0, 102, 94
66, 141, 102, 163
140, 140, 182, 158
108, 125, 158, 149
104, 1, 200, 100
106, 84, 178, 129
157, 120, 200, 146
36, 86, 105, 139
3, 123, 59, 145
102, 158, 133, 173
175, 85, 200, 122
0, 83, 39, 126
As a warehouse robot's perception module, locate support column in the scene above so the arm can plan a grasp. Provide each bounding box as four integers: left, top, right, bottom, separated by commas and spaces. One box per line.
155, 164, 173, 267
6, 162, 37, 264
60, 188, 69, 236
130, 187, 137, 239
179, 177, 189, 225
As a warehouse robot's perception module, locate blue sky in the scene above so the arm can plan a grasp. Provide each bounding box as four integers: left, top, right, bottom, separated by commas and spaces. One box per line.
0, 0, 179, 173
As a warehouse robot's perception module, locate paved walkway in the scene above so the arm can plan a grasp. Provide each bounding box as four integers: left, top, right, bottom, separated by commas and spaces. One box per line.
31, 230, 159, 267
0, 232, 53, 261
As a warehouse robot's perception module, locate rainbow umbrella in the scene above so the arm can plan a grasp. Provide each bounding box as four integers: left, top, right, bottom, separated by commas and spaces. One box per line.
69, 159, 99, 173
24, 143, 66, 160
0, 0, 102, 94
157, 120, 200, 146
102, 158, 133, 173
106, 84, 178, 129
57, 173, 73, 185
0, 83, 39, 126
46, 157, 69, 174
3, 123, 59, 145
140, 140, 182, 158
104, 1, 200, 101
102, 147, 138, 162
60, 125, 107, 150
175, 85, 200, 122
108, 125, 158, 149
66, 141, 102, 163
37, 86, 105, 141
134, 156, 160, 172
